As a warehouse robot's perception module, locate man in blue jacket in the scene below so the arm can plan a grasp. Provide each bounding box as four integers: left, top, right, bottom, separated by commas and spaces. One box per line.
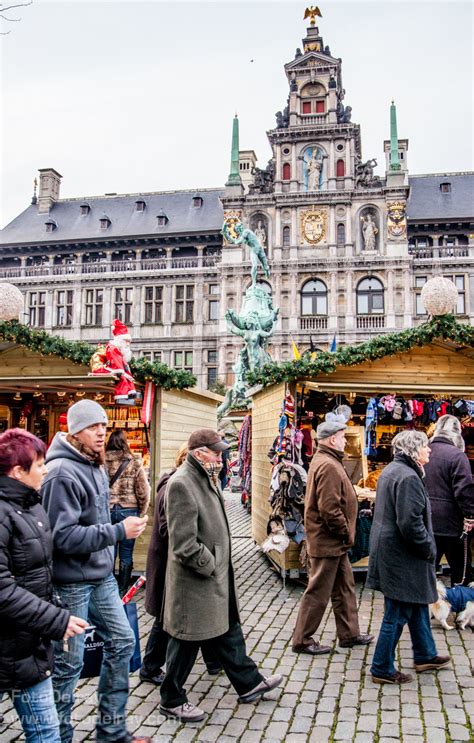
42, 400, 150, 743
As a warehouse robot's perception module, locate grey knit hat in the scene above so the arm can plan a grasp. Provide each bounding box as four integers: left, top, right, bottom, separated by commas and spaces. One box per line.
67, 400, 108, 435
316, 412, 347, 440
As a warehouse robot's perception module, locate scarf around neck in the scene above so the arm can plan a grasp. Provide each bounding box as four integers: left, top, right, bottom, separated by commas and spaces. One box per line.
66, 433, 105, 466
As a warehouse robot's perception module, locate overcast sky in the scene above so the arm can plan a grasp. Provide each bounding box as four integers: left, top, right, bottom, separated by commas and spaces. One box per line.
1, 0, 473, 228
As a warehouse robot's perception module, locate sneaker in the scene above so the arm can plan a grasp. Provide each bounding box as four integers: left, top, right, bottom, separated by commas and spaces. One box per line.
292, 641, 332, 655
414, 655, 451, 673
238, 674, 283, 703
339, 634, 374, 648
139, 668, 165, 685
372, 670, 413, 684
159, 702, 206, 722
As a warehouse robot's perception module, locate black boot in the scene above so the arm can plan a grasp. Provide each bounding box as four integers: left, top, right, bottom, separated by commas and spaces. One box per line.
118, 561, 133, 597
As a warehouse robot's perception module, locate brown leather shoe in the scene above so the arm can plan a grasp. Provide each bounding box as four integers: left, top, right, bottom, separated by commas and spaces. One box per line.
292, 641, 332, 655
414, 655, 451, 673
339, 634, 374, 648
372, 670, 413, 684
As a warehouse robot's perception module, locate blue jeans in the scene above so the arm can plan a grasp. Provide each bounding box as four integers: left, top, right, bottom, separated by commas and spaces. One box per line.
371, 597, 438, 677
52, 573, 135, 743
111, 506, 138, 565
10, 677, 60, 742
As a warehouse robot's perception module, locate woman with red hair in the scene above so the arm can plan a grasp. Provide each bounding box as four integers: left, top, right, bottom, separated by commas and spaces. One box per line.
0, 428, 87, 742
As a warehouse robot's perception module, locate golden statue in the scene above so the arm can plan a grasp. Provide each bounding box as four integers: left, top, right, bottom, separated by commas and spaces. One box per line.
304, 6, 322, 26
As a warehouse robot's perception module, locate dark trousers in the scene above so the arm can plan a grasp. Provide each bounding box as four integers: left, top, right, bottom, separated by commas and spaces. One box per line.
143, 618, 221, 677
435, 534, 473, 586
371, 598, 437, 677
292, 554, 360, 648
160, 621, 263, 708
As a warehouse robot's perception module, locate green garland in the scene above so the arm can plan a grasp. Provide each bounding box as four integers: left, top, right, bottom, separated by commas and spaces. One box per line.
246, 315, 474, 388
0, 320, 196, 390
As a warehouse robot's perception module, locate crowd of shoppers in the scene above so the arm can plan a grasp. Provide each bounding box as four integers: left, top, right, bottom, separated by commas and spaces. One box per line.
0, 403, 472, 739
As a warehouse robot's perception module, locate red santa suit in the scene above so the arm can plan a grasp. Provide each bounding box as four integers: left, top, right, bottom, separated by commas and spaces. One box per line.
91, 319, 138, 403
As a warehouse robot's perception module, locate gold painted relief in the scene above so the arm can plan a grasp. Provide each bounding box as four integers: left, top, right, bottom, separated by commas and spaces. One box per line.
223, 210, 242, 244
300, 206, 328, 245
387, 201, 407, 239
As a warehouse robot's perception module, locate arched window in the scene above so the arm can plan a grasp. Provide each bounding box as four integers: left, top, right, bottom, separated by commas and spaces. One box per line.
282, 163, 291, 181
336, 159, 345, 177
337, 223, 345, 247
356, 277, 384, 315
301, 280, 328, 316
256, 281, 272, 294
282, 226, 290, 247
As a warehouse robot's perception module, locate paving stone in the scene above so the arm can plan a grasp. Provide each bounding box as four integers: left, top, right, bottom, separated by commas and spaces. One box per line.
356, 714, 378, 732
448, 723, 471, 740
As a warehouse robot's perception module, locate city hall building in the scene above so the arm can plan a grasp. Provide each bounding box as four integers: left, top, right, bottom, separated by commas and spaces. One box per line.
1, 19, 473, 387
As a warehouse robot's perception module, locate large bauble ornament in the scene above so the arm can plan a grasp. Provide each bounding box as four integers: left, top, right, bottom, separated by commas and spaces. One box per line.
421, 276, 458, 316
0, 282, 24, 321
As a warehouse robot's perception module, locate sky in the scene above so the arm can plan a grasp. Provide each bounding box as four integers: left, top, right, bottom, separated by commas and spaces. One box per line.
1, 0, 473, 228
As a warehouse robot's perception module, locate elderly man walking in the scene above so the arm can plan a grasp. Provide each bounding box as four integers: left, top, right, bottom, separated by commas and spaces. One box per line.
292, 414, 373, 655
159, 428, 282, 722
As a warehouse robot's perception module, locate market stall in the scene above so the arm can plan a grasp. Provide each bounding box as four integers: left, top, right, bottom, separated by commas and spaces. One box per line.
248, 316, 474, 578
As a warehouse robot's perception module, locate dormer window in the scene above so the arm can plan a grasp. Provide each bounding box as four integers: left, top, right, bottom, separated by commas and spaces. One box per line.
80, 203, 91, 215
135, 199, 146, 212
100, 215, 111, 229
157, 211, 168, 226
45, 219, 57, 232
192, 195, 203, 208
440, 182, 451, 193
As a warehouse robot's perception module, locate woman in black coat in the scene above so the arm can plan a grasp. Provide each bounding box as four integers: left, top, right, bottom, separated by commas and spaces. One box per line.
140, 445, 220, 685
0, 428, 87, 742
424, 415, 474, 585
367, 430, 450, 685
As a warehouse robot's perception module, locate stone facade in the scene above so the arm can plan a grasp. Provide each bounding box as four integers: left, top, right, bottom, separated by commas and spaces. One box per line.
1, 22, 473, 389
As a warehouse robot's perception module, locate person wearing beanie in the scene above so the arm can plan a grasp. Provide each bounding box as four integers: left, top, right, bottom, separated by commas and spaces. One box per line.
41, 399, 151, 743
292, 412, 373, 655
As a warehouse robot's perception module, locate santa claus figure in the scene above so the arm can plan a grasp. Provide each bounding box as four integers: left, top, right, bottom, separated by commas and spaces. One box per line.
91, 319, 139, 404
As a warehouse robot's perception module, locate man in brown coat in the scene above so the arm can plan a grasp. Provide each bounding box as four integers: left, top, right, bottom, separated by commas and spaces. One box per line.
292, 414, 373, 655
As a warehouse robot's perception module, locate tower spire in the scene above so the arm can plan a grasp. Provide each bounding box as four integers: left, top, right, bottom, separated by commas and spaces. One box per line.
226, 114, 242, 186
389, 100, 401, 171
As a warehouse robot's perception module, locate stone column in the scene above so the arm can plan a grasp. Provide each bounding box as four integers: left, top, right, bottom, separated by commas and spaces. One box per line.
290, 143, 298, 192
386, 269, 395, 329
196, 245, 204, 268
345, 137, 354, 190
403, 268, 413, 327
162, 284, 173, 337
274, 145, 282, 194
291, 207, 298, 257
328, 140, 336, 190
328, 271, 338, 330
345, 271, 355, 330
289, 270, 298, 332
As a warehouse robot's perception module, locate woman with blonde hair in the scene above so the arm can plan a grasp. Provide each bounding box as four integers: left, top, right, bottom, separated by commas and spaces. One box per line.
424, 414, 474, 585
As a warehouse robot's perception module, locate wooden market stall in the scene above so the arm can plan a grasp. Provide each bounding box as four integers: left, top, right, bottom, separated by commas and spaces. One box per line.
249, 317, 474, 578
0, 323, 222, 570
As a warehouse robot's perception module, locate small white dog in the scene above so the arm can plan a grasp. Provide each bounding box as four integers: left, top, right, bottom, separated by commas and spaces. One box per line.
430, 580, 474, 630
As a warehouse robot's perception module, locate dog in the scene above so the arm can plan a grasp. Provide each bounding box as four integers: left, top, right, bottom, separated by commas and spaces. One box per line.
430, 580, 474, 630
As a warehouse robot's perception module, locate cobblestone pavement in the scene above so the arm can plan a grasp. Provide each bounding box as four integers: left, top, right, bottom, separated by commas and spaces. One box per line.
1, 493, 473, 742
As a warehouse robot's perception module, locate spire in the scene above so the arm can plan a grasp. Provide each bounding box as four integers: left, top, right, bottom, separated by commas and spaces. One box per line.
226, 114, 242, 186
389, 100, 401, 171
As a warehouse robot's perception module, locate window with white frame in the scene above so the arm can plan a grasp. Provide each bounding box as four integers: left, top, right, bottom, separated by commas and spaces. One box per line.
414, 276, 427, 315
356, 277, 384, 315
443, 275, 466, 314
84, 288, 104, 326
55, 290, 73, 327
208, 299, 219, 321
175, 285, 194, 323
143, 286, 163, 324
28, 291, 46, 327
301, 280, 328, 315
114, 287, 133, 324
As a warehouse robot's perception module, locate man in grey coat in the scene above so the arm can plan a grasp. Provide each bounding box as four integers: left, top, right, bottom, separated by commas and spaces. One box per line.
159, 428, 282, 722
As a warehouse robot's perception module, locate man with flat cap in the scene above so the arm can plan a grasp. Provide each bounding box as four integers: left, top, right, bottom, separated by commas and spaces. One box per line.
292, 413, 373, 655
159, 428, 282, 722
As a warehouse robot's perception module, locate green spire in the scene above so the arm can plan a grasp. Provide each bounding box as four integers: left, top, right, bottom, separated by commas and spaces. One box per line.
226, 114, 242, 186
389, 100, 401, 171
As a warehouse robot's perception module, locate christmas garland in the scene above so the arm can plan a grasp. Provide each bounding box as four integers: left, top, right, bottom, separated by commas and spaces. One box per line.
0, 320, 196, 390
246, 315, 474, 388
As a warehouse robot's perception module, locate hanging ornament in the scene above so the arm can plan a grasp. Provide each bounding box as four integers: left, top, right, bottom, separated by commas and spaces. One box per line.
421, 276, 458, 316
0, 283, 24, 321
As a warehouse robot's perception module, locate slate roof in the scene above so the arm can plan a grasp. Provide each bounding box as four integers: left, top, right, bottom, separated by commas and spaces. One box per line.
407, 172, 474, 221
1, 188, 225, 247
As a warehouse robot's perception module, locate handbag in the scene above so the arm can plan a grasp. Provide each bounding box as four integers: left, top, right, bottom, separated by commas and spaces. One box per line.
109, 457, 132, 488
79, 602, 142, 679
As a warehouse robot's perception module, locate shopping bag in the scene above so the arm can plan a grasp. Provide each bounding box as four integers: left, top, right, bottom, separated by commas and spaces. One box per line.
79, 602, 142, 679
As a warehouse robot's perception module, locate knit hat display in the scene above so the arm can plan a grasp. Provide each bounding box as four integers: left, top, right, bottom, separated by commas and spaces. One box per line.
316, 412, 347, 440
67, 400, 108, 435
